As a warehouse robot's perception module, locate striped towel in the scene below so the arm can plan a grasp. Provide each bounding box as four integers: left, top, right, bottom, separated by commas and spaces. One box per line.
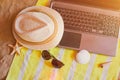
6, 0, 120, 80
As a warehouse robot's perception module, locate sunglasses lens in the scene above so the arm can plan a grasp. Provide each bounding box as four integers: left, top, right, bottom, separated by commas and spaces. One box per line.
42, 50, 51, 60
51, 58, 64, 68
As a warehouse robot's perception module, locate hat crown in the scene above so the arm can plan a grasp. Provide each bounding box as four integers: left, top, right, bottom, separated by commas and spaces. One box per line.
18, 13, 47, 34
15, 12, 55, 42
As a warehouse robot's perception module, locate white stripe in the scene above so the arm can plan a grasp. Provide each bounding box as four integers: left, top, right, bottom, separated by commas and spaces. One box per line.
84, 54, 97, 80
50, 48, 65, 80
57, 48, 65, 60
67, 60, 77, 80
33, 57, 44, 80
18, 49, 32, 80
100, 57, 112, 80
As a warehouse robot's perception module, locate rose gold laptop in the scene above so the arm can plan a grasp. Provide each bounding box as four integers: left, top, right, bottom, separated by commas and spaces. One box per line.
50, 0, 120, 56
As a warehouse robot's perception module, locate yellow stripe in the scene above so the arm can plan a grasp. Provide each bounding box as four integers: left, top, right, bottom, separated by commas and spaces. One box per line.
6, 48, 28, 80
50, 47, 61, 57
38, 47, 60, 80
36, 0, 49, 6
22, 50, 42, 80
106, 40, 120, 80
106, 58, 119, 80
55, 49, 76, 80
90, 54, 108, 80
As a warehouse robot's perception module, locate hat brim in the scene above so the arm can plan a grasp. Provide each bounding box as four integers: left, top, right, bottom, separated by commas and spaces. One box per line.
13, 6, 64, 50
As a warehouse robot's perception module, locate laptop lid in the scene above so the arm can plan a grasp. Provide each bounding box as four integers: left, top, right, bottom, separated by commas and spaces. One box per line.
52, 0, 120, 10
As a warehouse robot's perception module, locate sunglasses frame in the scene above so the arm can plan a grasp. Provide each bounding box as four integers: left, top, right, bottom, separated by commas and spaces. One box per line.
41, 50, 64, 68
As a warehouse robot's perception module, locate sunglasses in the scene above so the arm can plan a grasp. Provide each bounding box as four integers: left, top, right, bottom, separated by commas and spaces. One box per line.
41, 50, 64, 68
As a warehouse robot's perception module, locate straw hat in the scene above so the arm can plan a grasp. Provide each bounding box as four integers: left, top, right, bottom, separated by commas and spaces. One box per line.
13, 6, 64, 50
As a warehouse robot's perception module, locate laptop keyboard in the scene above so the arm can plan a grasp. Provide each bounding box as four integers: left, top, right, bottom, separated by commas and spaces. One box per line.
53, 6, 120, 37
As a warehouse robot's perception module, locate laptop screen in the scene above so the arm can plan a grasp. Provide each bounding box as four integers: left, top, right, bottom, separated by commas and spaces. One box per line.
54, 0, 120, 10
